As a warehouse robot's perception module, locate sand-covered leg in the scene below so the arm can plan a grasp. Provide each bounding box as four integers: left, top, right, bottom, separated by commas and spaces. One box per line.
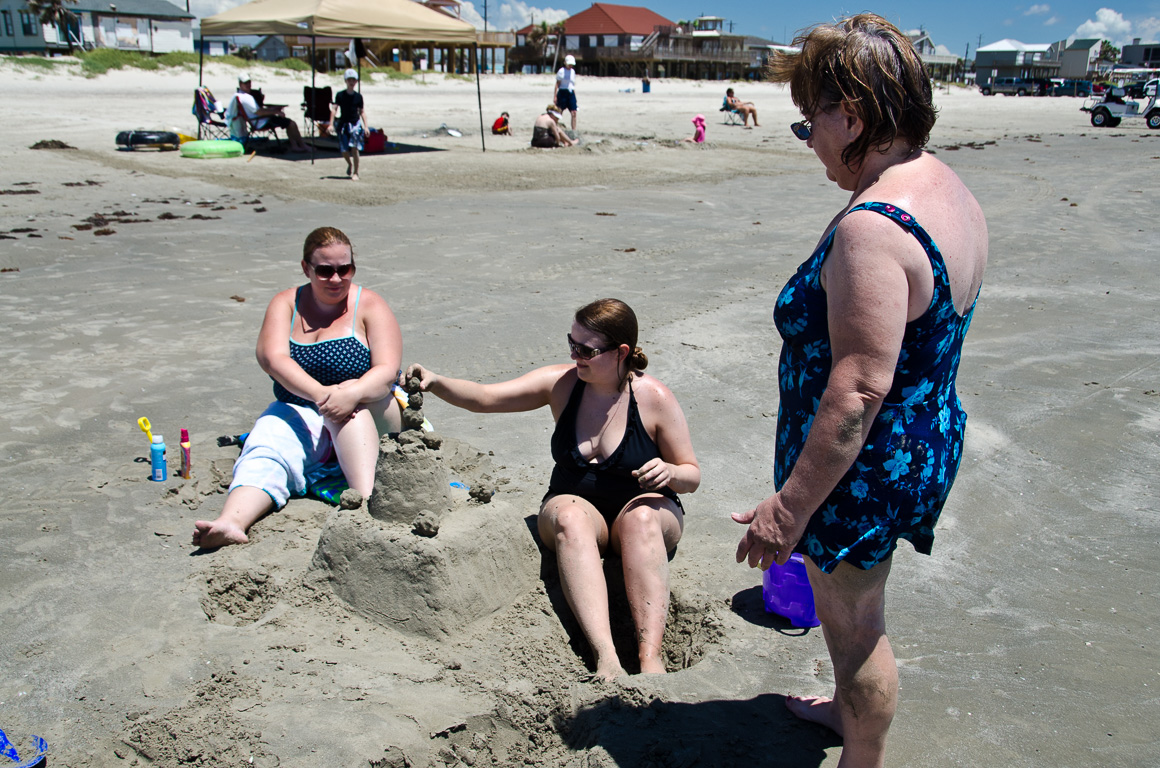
539, 495, 624, 681
193, 486, 275, 549
613, 496, 683, 674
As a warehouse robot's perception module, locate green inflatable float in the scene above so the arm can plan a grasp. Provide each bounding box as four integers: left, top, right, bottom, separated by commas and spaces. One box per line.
180, 140, 245, 159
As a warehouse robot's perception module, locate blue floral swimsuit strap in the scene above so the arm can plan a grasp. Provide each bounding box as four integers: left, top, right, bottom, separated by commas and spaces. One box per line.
838, 201, 954, 314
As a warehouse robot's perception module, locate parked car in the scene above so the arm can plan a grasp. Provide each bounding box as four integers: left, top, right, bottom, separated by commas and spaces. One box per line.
1052, 79, 1092, 97
979, 77, 1037, 96
1030, 78, 1052, 95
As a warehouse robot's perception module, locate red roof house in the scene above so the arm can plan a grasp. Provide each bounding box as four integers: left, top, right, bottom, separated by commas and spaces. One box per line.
563, 3, 675, 35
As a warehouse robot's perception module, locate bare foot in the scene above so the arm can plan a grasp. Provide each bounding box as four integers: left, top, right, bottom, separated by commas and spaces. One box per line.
592, 658, 627, 682
786, 695, 844, 736
351, 173, 360, 182
192, 519, 248, 549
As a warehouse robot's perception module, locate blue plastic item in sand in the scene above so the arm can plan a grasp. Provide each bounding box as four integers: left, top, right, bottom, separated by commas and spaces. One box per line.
762, 553, 820, 628
0, 727, 47, 768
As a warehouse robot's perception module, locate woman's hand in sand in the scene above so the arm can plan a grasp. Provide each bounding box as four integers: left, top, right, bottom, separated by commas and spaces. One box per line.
633, 458, 672, 491
404, 363, 439, 392
732, 493, 808, 570
317, 381, 362, 423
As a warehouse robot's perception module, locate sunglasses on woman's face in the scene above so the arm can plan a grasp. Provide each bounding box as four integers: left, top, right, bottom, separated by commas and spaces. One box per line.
308, 262, 355, 279
790, 120, 812, 141
567, 334, 614, 360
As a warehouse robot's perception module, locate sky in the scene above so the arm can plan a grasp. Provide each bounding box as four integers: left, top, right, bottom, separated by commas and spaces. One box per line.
188, 0, 1160, 53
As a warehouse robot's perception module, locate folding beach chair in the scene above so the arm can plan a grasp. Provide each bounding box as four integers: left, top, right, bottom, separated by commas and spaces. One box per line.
302, 85, 333, 140
227, 89, 284, 150
193, 86, 230, 140
720, 96, 743, 126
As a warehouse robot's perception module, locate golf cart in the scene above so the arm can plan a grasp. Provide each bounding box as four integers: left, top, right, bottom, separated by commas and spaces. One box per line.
1081, 78, 1160, 128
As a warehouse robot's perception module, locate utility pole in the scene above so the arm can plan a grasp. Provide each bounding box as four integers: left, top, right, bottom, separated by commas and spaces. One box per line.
483, 0, 488, 32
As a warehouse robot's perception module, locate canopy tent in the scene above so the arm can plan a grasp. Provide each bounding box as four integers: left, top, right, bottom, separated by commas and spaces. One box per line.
199, 0, 476, 42
198, 0, 486, 153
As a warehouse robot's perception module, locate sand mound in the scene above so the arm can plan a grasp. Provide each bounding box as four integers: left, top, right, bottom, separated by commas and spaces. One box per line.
312, 432, 539, 639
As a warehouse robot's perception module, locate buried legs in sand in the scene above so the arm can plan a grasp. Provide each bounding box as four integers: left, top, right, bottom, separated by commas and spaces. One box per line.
538, 493, 684, 680
192, 398, 400, 549
787, 556, 897, 768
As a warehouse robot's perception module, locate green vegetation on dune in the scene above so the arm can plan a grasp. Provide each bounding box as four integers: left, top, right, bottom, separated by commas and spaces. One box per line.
5, 50, 418, 81
0, 54, 61, 70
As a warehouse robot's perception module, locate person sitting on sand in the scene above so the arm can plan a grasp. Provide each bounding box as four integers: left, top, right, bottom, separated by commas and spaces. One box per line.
492, 111, 511, 135
229, 72, 310, 152
327, 69, 367, 181
531, 105, 576, 148
193, 227, 403, 549
724, 88, 759, 128
681, 113, 707, 143
406, 299, 700, 680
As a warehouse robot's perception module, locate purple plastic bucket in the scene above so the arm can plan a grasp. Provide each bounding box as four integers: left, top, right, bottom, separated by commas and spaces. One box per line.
761, 553, 820, 628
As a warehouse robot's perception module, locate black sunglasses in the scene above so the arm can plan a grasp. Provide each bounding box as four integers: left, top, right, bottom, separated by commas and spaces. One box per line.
567, 333, 614, 360
308, 262, 355, 279
790, 120, 811, 141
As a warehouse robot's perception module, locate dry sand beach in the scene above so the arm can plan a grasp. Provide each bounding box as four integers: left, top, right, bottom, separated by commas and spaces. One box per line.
1, 60, 1159, 767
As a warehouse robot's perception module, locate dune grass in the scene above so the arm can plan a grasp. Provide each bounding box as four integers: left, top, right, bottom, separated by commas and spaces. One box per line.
1, 54, 64, 71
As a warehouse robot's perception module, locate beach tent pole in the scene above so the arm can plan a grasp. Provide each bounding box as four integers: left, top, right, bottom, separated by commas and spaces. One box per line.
197, 36, 204, 139
311, 35, 316, 165
474, 43, 485, 152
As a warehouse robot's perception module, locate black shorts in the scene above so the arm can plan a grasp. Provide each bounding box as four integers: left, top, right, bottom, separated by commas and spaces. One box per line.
262, 115, 294, 130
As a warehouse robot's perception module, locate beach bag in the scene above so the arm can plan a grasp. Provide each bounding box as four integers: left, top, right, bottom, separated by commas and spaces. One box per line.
364, 128, 387, 153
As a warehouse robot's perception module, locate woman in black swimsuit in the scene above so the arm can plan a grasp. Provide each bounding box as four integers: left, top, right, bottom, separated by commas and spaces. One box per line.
406, 299, 699, 680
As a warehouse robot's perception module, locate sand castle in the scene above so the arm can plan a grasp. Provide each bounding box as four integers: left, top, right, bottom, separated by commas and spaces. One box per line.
310, 376, 540, 639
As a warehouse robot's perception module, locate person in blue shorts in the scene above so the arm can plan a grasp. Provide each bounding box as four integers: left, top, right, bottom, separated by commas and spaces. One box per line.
554, 54, 579, 131
328, 69, 367, 181
733, 15, 988, 766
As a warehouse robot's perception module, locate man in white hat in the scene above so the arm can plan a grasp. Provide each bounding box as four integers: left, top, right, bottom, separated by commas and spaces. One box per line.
554, 54, 579, 131
327, 69, 368, 180
230, 72, 310, 152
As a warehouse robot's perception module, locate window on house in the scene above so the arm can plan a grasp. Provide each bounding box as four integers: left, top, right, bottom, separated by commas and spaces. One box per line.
20, 11, 35, 36
603, 35, 617, 47
2, 10, 14, 36
588, 35, 597, 48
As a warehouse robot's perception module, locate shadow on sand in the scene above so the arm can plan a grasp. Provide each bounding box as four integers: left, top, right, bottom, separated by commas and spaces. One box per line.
558, 692, 840, 767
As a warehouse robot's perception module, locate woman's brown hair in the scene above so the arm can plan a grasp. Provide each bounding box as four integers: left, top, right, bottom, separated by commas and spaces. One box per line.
302, 226, 353, 263
575, 298, 648, 380
768, 13, 936, 169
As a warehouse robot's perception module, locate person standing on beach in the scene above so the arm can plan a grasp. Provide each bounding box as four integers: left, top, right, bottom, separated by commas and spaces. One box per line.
328, 69, 367, 181
554, 54, 579, 132
733, 15, 987, 767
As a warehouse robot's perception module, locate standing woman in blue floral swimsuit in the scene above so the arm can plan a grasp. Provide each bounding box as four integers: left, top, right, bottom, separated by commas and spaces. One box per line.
733, 15, 988, 767
193, 227, 403, 549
